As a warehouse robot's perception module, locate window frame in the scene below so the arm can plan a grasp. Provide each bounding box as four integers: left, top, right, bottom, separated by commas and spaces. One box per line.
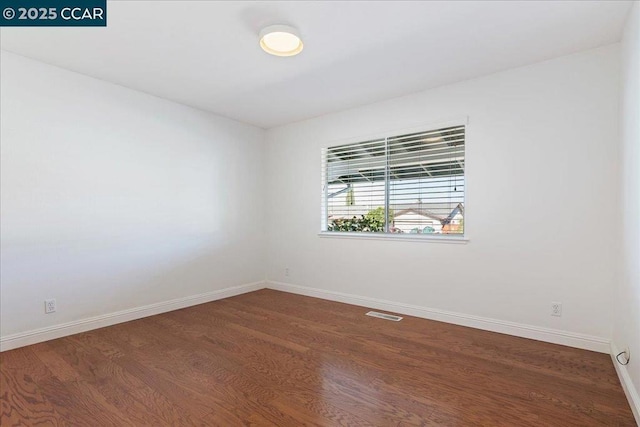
320, 117, 469, 243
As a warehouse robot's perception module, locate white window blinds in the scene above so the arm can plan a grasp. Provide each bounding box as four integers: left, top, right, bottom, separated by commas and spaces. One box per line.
322, 124, 465, 236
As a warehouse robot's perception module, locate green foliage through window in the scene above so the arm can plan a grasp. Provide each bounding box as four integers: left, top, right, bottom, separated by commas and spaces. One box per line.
328, 208, 394, 233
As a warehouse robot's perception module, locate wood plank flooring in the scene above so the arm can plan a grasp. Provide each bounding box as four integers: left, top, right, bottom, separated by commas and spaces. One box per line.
1, 289, 636, 426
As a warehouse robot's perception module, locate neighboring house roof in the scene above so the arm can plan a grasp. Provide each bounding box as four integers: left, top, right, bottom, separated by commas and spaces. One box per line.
328, 202, 464, 222
393, 202, 464, 223
394, 208, 444, 222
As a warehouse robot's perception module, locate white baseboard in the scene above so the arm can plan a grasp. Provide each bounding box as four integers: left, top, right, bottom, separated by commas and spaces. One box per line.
266, 280, 610, 354
0, 281, 265, 352
611, 343, 640, 425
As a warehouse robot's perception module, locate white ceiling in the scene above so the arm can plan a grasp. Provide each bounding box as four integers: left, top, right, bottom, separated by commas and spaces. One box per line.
0, 1, 633, 128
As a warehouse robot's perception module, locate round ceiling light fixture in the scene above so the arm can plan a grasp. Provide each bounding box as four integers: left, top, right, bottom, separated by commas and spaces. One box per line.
259, 25, 303, 57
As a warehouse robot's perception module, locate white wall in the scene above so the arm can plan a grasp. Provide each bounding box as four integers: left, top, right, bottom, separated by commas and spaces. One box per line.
614, 1, 640, 417
0, 51, 265, 339
264, 45, 620, 347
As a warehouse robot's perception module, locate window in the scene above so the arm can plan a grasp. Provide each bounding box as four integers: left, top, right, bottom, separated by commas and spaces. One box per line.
321, 124, 465, 237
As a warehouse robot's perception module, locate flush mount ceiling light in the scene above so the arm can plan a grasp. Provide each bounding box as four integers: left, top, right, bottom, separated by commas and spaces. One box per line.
259, 25, 303, 57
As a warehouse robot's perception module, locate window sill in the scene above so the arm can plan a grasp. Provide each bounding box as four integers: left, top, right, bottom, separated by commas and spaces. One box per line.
318, 232, 469, 244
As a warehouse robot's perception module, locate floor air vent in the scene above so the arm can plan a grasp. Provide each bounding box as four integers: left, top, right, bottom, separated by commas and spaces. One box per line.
366, 311, 403, 322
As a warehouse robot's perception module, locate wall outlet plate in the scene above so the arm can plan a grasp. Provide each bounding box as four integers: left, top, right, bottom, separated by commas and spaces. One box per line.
45, 298, 56, 314
551, 302, 562, 317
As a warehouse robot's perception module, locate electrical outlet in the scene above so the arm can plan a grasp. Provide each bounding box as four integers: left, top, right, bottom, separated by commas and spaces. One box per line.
285, 268, 290, 277
45, 299, 56, 314
551, 302, 562, 317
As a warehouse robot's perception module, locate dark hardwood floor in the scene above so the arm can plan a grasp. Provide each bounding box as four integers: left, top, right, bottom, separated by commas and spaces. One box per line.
0, 289, 635, 426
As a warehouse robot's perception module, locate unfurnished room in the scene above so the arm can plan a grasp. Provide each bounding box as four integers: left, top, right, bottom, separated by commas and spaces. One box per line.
0, 1, 639, 425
